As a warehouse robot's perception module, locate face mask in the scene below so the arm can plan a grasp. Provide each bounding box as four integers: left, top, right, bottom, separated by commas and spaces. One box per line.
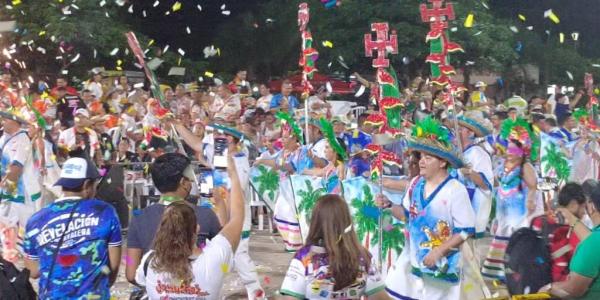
507, 145, 524, 156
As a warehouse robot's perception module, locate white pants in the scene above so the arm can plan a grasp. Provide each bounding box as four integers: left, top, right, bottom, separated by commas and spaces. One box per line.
233, 237, 263, 299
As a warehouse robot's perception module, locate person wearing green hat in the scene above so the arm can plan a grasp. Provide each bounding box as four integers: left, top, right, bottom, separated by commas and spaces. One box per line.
457, 111, 494, 239
377, 116, 475, 300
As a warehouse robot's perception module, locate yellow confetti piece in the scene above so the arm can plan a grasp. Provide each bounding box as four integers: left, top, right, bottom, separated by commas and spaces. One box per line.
147, 39, 155, 47
38, 31, 46, 36
117, 59, 123, 66
492, 279, 501, 288
559, 32, 565, 44
518, 14, 526, 21
12, 0, 21, 5
116, 66, 122, 71
464, 13, 474, 28
220, 263, 229, 273
595, 88, 600, 94
463, 283, 474, 292
545, 9, 560, 24
204, 71, 214, 78
177, 56, 182, 66
172, 1, 181, 12
322, 40, 333, 48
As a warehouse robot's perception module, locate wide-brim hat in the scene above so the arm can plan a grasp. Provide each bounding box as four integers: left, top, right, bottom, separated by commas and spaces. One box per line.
457, 111, 493, 137
0, 109, 29, 125
406, 137, 464, 168
209, 123, 247, 141
298, 117, 321, 130
407, 116, 464, 168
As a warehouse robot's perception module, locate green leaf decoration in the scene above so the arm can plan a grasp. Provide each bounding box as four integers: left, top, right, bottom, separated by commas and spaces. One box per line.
297, 179, 325, 222
255, 165, 279, 202
350, 185, 378, 244
411, 116, 450, 147
500, 117, 540, 161
572, 108, 589, 123
275, 111, 304, 144
319, 117, 347, 160
541, 143, 571, 184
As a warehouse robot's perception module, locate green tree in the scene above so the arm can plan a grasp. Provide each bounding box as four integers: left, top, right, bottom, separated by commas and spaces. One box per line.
254, 165, 279, 202
350, 184, 378, 249
296, 179, 325, 222
370, 210, 405, 269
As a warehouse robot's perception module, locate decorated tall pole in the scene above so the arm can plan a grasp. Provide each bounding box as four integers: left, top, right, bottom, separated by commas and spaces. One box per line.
420, 0, 464, 150
364, 22, 402, 270
298, 3, 318, 144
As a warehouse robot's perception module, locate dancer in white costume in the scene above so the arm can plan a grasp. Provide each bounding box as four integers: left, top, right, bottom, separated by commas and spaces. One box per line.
378, 117, 475, 300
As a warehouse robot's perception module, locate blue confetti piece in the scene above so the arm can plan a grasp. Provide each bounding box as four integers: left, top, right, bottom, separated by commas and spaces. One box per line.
362, 205, 381, 219
133, 209, 142, 216
535, 256, 544, 264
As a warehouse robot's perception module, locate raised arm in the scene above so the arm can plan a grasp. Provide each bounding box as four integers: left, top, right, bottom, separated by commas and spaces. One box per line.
218, 152, 245, 252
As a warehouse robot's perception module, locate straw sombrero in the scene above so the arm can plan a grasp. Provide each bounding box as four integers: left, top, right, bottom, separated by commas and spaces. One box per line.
457, 111, 493, 137
406, 116, 464, 168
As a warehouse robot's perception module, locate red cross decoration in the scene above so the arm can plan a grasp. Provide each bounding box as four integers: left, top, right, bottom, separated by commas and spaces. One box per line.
420, 0, 455, 24
364, 23, 398, 68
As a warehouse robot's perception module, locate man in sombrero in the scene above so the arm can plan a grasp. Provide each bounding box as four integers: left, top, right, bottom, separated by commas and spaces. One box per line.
0, 108, 41, 262
377, 116, 475, 300
456, 111, 494, 240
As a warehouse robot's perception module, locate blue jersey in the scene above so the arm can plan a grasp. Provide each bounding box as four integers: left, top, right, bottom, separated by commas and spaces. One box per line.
24, 198, 122, 300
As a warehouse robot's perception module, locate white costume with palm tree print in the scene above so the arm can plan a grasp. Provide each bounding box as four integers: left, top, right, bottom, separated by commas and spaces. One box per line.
386, 176, 475, 300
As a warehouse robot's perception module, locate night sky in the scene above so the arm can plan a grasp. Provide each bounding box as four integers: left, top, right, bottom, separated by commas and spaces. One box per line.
129, 0, 257, 59
125, 0, 600, 60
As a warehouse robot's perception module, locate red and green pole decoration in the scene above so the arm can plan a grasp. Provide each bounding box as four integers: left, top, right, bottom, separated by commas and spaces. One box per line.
420, 0, 463, 87
298, 3, 318, 100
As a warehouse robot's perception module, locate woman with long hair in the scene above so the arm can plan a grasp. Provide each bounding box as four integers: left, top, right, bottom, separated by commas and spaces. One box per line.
280, 194, 389, 299
135, 154, 245, 299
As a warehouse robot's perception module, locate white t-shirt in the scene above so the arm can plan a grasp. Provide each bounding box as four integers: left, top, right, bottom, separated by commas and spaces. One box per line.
136, 234, 234, 300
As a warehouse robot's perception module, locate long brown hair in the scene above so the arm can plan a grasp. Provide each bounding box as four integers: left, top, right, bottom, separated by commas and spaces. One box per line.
306, 194, 371, 291
151, 202, 197, 284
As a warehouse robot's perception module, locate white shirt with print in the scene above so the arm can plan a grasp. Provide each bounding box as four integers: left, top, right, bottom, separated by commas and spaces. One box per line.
136, 234, 234, 300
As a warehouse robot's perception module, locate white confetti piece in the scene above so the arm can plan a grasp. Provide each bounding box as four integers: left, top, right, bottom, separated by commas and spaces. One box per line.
115, 0, 125, 7
163, 45, 169, 53
481, 1, 489, 9
177, 48, 185, 56
110, 48, 119, 56
186, 26, 191, 34
71, 4, 79, 10
70, 53, 80, 63
509, 26, 518, 33
222, 10, 230, 16
566, 71, 573, 81
143, 10, 147, 18
220, 4, 226, 10
153, 1, 159, 8
36, 47, 46, 54
450, 27, 458, 32
527, 26, 533, 31
474, 31, 482, 36
93, 49, 97, 59
354, 85, 366, 97
592, 64, 600, 68
99, 0, 106, 7
128, 4, 133, 13
197, 5, 202, 11
105, 11, 110, 18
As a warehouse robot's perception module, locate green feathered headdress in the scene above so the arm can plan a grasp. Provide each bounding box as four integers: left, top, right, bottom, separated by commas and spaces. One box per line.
319, 117, 347, 161
276, 111, 304, 144
572, 108, 589, 124
407, 116, 464, 168
411, 116, 451, 147
500, 117, 540, 161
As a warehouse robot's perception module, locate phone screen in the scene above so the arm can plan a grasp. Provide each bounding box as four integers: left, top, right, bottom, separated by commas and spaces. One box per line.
199, 168, 214, 197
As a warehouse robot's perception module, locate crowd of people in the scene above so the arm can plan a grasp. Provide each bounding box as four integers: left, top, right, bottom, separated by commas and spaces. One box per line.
0, 64, 600, 300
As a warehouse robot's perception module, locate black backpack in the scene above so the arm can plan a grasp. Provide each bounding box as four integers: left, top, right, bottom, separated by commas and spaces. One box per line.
504, 226, 553, 296
0, 257, 36, 300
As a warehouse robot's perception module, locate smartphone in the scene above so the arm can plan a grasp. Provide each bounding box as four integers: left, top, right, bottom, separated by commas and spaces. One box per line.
198, 168, 214, 198
213, 137, 229, 169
